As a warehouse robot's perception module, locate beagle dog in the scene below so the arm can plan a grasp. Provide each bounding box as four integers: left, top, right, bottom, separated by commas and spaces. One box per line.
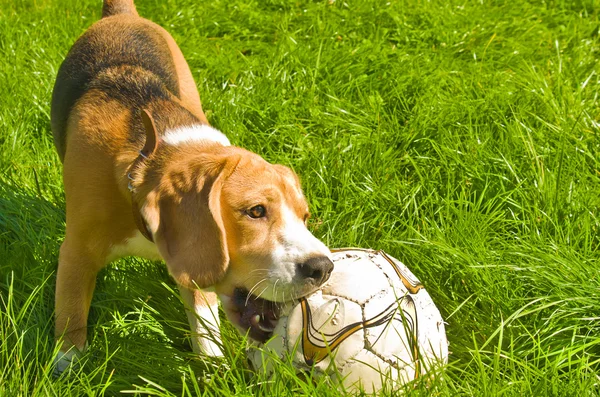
51, 0, 333, 372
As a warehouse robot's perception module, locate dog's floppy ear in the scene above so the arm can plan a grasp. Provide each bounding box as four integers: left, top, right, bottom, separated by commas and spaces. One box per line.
140, 109, 159, 157
142, 154, 240, 289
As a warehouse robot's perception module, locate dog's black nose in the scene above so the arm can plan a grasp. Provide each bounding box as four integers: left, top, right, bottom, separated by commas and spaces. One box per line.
297, 256, 334, 286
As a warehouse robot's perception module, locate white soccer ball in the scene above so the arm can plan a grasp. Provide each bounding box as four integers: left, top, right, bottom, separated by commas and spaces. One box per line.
247, 248, 449, 393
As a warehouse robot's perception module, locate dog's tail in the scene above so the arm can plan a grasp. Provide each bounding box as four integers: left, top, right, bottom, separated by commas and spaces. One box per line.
102, 0, 138, 18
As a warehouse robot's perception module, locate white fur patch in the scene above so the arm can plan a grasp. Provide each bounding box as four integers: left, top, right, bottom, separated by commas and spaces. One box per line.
179, 287, 223, 357
162, 124, 231, 147
263, 205, 331, 298
191, 304, 223, 357
107, 231, 162, 263
53, 348, 81, 375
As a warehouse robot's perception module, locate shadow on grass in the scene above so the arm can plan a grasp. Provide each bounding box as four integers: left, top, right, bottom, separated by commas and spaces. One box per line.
0, 181, 238, 394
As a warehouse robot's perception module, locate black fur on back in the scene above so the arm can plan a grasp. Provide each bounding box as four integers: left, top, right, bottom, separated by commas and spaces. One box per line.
50, 17, 182, 161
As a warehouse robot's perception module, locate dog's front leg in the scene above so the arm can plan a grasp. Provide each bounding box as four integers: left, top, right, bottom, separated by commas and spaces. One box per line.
54, 237, 102, 373
178, 286, 224, 357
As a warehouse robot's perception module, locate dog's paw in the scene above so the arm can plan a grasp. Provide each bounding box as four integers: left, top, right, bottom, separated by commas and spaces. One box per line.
52, 348, 82, 377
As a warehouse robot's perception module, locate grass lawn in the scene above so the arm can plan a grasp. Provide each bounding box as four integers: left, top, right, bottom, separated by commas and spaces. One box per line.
1, 0, 599, 395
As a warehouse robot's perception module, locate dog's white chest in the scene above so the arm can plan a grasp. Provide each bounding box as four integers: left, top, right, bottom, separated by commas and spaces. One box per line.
107, 231, 162, 263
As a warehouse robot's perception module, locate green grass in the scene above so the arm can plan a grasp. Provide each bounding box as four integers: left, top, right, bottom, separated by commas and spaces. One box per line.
1, 0, 599, 395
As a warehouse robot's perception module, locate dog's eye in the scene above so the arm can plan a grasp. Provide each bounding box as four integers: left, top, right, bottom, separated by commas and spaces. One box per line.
246, 205, 266, 219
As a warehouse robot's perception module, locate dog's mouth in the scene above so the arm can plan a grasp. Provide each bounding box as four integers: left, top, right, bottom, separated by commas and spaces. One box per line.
222, 288, 285, 343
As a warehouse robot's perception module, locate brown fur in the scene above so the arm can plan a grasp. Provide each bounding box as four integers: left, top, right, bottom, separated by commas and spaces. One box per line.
136, 145, 240, 288
103, 0, 138, 17
51, 14, 206, 160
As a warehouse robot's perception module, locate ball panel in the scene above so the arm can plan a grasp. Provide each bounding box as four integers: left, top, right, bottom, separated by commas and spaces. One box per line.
323, 250, 390, 304
246, 340, 282, 374
413, 290, 449, 370
364, 294, 418, 364
370, 250, 424, 294
339, 349, 415, 393
285, 290, 364, 371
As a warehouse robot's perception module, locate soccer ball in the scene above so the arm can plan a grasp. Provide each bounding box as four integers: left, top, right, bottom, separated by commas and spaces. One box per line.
247, 248, 448, 393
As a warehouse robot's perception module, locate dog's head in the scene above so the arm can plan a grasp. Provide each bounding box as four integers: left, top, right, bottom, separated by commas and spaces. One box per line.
136, 113, 332, 339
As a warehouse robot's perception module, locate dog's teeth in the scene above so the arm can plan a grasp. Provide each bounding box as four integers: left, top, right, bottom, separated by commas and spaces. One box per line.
250, 314, 261, 327
258, 315, 276, 332
248, 313, 275, 333
257, 321, 275, 333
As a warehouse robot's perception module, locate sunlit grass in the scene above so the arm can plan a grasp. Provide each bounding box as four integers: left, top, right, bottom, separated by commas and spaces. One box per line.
0, 0, 599, 395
